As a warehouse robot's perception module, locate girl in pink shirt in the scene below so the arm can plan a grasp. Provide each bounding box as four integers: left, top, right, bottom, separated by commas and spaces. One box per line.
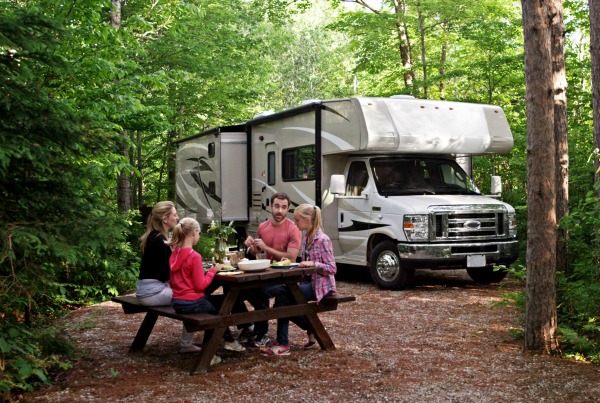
168, 217, 246, 357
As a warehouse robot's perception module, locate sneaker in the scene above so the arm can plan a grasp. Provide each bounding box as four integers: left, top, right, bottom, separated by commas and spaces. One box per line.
260, 343, 290, 356
210, 355, 222, 366
178, 344, 202, 354
253, 334, 272, 348
224, 339, 246, 352
237, 327, 256, 344
303, 332, 318, 350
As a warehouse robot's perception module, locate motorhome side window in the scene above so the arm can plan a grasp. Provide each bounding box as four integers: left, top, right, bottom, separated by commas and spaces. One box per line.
282, 146, 315, 181
267, 151, 275, 186
208, 142, 215, 158
346, 162, 369, 196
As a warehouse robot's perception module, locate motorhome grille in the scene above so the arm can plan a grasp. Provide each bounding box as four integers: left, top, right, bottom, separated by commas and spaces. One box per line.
432, 209, 507, 241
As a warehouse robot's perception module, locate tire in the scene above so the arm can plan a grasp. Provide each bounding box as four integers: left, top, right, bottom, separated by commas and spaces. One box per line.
466, 265, 508, 284
370, 241, 414, 290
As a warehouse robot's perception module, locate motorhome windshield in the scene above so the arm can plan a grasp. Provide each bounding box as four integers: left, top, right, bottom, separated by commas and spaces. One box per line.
371, 157, 481, 196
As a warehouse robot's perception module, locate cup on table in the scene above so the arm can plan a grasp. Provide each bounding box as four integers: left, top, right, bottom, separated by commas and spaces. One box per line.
256, 251, 266, 260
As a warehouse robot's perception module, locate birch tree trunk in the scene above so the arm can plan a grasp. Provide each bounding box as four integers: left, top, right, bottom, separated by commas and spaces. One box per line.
521, 0, 560, 354
551, 0, 569, 276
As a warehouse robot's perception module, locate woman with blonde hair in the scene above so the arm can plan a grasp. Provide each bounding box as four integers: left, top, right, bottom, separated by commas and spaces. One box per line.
135, 201, 199, 353
261, 204, 337, 356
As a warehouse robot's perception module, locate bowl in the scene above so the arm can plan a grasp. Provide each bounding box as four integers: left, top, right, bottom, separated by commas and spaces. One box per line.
237, 259, 271, 272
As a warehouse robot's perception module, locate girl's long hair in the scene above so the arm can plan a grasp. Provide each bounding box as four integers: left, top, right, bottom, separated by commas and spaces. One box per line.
140, 201, 175, 254
167, 217, 200, 248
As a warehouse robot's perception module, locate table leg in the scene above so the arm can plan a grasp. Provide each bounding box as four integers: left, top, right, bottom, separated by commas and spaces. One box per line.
130, 312, 158, 352
189, 288, 241, 374
190, 327, 226, 374
286, 284, 335, 350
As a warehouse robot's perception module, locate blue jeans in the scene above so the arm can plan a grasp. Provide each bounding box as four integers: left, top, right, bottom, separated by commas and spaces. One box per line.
172, 295, 219, 314
172, 295, 245, 342
274, 282, 329, 347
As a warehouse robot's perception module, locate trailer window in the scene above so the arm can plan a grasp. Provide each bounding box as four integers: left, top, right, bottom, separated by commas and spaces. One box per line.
208, 142, 215, 158
282, 146, 315, 181
267, 151, 275, 185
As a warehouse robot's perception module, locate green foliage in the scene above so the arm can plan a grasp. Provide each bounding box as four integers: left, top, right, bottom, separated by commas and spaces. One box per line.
1, 0, 600, 397
0, 318, 75, 398
555, 182, 600, 363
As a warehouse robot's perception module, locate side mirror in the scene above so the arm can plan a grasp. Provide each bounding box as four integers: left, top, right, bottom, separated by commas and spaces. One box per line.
330, 175, 346, 195
491, 176, 502, 196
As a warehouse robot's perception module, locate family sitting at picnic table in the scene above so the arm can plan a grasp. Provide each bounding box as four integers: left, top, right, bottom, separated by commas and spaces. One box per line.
134, 194, 337, 363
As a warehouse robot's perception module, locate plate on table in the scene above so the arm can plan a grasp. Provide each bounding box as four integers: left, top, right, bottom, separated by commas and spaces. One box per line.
217, 270, 243, 276
219, 265, 237, 272
270, 262, 299, 269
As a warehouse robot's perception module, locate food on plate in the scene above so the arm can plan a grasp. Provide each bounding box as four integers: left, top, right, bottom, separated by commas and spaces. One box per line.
218, 270, 243, 276
221, 265, 235, 271
272, 259, 292, 266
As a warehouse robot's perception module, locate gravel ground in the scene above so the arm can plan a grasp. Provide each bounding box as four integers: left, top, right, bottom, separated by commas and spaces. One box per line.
21, 267, 600, 402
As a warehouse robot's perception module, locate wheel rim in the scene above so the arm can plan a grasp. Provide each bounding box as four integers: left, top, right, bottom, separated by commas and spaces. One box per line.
376, 251, 400, 282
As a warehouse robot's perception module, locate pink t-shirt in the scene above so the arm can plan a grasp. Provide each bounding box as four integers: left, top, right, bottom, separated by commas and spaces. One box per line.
169, 247, 216, 301
256, 218, 301, 261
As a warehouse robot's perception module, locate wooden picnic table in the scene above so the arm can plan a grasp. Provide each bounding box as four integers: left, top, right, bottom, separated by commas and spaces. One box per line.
113, 266, 355, 374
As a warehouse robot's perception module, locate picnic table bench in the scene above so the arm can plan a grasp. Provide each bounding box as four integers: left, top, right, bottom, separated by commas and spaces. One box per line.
112, 266, 355, 374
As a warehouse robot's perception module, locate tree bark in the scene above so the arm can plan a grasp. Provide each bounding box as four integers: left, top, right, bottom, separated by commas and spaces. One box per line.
418, 7, 428, 98
394, 0, 415, 89
110, 0, 131, 213
521, 0, 559, 354
590, 0, 600, 194
439, 42, 447, 100
551, 0, 569, 276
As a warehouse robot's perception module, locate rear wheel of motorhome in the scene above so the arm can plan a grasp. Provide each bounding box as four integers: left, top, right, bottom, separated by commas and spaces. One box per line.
466, 265, 508, 284
370, 241, 414, 290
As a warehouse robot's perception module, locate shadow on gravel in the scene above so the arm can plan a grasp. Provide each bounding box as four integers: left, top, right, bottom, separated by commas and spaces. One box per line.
335, 263, 513, 291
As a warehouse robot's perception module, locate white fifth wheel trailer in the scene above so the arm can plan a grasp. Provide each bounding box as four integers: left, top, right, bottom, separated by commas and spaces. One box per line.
175, 96, 518, 289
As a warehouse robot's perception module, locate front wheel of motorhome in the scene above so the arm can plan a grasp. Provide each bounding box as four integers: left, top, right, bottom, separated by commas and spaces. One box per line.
370, 241, 414, 290
466, 265, 508, 284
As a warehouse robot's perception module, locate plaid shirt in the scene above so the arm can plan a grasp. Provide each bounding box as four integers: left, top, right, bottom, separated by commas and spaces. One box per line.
301, 229, 337, 303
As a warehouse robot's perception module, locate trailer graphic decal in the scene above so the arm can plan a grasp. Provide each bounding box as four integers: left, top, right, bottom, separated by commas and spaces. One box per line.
338, 220, 390, 232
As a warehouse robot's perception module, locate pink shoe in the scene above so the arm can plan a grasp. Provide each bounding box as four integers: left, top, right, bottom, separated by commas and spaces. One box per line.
260, 343, 290, 356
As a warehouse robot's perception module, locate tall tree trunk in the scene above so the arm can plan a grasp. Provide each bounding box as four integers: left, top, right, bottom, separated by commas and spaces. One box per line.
137, 130, 143, 210
117, 130, 132, 213
110, 0, 121, 28
418, 8, 428, 98
521, 0, 560, 354
393, 0, 414, 90
111, 0, 131, 213
591, 0, 600, 194
551, 0, 569, 276
439, 42, 447, 100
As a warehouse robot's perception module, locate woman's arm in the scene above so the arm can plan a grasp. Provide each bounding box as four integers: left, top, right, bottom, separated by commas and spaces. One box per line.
301, 232, 336, 275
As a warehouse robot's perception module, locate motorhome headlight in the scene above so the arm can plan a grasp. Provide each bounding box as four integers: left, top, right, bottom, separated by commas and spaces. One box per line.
508, 212, 517, 237
403, 215, 429, 241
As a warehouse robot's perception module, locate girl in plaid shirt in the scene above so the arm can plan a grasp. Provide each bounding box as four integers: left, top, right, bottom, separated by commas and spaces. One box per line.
261, 204, 337, 356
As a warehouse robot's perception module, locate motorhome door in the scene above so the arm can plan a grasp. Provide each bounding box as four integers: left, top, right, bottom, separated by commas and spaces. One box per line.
337, 161, 373, 262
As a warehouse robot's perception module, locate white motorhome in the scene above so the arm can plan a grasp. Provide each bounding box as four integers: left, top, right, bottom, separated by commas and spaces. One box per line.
175, 96, 518, 289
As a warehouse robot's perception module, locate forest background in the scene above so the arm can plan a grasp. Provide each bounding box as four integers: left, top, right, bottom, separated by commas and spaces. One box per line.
1, 0, 599, 398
